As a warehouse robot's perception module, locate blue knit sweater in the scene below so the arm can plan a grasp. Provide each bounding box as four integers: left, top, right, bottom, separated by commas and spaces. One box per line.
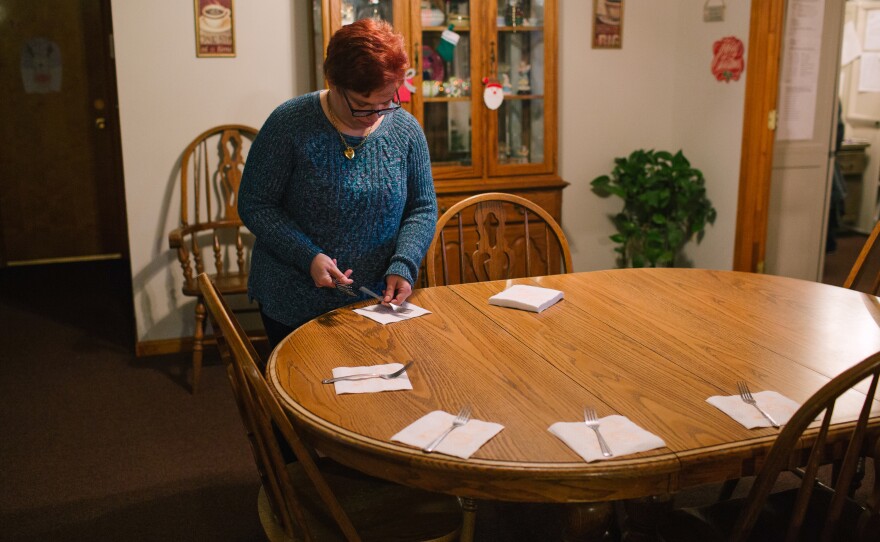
238, 91, 437, 328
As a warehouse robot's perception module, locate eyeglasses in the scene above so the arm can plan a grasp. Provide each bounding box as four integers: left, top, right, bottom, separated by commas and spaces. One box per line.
342, 89, 401, 117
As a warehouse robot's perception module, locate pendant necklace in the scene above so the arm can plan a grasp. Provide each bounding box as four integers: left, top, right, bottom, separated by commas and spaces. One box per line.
326, 92, 373, 159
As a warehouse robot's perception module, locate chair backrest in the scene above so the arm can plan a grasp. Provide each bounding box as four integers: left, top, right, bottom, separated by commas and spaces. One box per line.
730, 351, 880, 542
180, 124, 257, 226
197, 273, 362, 542
170, 125, 258, 283
844, 220, 880, 296
425, 192, 573, 287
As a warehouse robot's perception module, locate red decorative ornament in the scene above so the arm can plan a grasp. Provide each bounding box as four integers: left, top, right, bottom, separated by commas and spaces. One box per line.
711, 36, 744, 83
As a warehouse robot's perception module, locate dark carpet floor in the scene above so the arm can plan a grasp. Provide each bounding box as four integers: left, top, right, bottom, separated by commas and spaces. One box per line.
0, 234, 874, 541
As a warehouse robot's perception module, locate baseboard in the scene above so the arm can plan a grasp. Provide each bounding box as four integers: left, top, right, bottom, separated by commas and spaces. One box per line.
135, 332, 267, 357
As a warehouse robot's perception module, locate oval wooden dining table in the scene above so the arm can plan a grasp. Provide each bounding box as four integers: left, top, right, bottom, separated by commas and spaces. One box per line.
266, 269, 880, 539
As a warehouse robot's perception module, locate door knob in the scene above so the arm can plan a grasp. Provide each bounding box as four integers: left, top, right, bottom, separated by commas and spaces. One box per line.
95, 117, 106, 129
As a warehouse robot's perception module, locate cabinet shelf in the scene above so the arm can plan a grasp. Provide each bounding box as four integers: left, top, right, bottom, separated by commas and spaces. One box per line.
498, 94, 543, 101
423, 96, 472, 103
423, 25, 471, 32
497, 25, 544, 32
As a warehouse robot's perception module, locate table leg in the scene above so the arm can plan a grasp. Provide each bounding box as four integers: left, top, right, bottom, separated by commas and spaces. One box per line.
562, 502, 614, 542
621, 494, 672, 542
459, 497, 477, 542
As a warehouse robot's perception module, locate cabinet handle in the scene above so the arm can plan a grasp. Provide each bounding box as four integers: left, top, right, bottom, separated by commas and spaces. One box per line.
490, 41, 496, 76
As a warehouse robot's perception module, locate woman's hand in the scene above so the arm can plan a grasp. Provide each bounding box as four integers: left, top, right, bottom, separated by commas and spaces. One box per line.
383, 274, 412, 305
310, 254, 352, 288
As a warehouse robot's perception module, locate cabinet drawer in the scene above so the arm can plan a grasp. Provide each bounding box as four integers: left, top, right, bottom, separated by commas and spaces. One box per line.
837, 152, 867, 175
436, 190, 561, 221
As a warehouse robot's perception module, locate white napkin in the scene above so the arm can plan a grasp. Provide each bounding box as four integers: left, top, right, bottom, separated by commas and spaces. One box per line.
353, 302, 431, 325
548, 415, 666, 462
391, 410, 505, 459
707, 390, 800, 429
488, 284, 563, 313
329, 363, 413, 395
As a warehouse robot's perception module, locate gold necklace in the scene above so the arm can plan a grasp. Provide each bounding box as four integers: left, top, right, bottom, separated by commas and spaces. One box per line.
326, 92, 373, 159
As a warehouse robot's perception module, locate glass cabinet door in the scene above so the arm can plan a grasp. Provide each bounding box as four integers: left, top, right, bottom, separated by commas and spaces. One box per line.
488, 0, 554, 176
312, 1, 411, 89
415, 0, 483, 179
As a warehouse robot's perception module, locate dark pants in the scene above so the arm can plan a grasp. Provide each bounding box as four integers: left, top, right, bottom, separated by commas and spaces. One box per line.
259, 308, 297, 351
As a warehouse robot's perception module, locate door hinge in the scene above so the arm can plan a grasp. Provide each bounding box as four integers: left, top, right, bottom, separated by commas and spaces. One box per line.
756, 260, 765, 274
108, 33, 115, 59
767, 109, 777, 131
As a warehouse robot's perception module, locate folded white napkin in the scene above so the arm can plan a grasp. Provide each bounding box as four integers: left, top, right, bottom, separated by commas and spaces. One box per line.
548, 415, 666, 462
391, 410, 505, 459
707, 390, 799, 429
353, 302, 431, 325
329, 363, 413, 395
488, 284, 564, 313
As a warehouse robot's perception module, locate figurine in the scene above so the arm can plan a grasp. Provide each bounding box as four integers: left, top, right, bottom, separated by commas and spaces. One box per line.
514, 145, 530, 164
516, 61, 531, 94
501, 74, 513, 95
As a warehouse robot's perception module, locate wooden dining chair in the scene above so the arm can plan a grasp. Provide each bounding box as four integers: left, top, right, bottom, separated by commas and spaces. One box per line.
657, 351, 880, 542
196, 273, 463, 542
168, 124, 263, 393
844, 219, 880, 296
425, 192, 573, 287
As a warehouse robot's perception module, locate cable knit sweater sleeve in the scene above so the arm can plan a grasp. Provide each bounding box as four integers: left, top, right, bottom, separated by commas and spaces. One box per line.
385, 115, 437, 284
238, 97, 323, 273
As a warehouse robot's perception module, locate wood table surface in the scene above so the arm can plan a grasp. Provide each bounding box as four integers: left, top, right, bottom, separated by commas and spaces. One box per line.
267, 269, 880, 503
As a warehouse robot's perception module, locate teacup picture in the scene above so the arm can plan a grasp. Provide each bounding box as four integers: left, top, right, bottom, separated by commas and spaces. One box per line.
201, 3, 230, 30
195, 0, 235, 57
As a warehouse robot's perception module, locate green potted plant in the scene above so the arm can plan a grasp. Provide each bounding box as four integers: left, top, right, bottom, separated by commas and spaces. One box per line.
591, 149, 717, 268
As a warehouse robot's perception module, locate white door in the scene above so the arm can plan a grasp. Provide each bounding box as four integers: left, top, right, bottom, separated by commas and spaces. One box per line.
766, 0, 845, 280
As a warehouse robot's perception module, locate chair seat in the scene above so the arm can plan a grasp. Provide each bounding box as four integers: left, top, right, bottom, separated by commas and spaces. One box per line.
182, 272, 248, 297
658, 486, 869, 542
258, 459, 461, 542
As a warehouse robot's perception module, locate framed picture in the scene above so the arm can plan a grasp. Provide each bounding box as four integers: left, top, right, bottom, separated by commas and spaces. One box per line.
592, 0, 623, 49
194, 0, 235, 57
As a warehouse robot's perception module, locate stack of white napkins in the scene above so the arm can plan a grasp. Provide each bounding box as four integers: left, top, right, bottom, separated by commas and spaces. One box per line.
488, 284, 564, 313
548, 415, 666, 462
707, 390, 799, 429
353, 302, 431, 325
328, 363, 413, 395
391, 410, 505, 459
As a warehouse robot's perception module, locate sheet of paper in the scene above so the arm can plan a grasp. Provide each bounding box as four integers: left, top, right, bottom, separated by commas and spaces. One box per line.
865, 9, 880, 51
842, 21, 861, 66
858, 52, 880, 92
776, 0, 826, 141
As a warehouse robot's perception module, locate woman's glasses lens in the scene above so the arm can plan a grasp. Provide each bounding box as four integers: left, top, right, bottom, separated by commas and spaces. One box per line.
344, 90, 401, 117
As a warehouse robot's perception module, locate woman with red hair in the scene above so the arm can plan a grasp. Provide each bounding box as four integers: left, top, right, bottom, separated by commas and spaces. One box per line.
239, 19, 436, 348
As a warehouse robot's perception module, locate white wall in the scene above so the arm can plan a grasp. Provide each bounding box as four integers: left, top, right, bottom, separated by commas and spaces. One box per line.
560, 0, 749, 271
114, 0, 751, 344
112, 0, 311, 342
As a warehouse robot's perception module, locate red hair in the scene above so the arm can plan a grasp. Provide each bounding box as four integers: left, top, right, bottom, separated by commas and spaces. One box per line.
323, 19, 409, 95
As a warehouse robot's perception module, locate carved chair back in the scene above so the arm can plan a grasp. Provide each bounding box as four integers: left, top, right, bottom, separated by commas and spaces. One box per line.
729, 351, 880, 541
426, 192, 573, 287
170, 125, 258, 290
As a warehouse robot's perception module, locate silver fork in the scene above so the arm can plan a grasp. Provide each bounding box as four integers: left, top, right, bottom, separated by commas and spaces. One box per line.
358, 286, 413, 314
333, 279, 357, 297
322, 361, 414, 384
737, 381, 779, 428
423, 406, 471, 453
584, 407, 614, 457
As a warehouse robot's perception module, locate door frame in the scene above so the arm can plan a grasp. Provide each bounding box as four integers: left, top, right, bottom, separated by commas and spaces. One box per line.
733, 0, 786, 273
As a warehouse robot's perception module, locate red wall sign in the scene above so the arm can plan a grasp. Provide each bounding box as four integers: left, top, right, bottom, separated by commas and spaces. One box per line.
711, 36, 745, 83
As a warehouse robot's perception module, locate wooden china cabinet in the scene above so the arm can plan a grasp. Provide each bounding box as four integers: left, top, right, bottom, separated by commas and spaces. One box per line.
312, 0, 567, 281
